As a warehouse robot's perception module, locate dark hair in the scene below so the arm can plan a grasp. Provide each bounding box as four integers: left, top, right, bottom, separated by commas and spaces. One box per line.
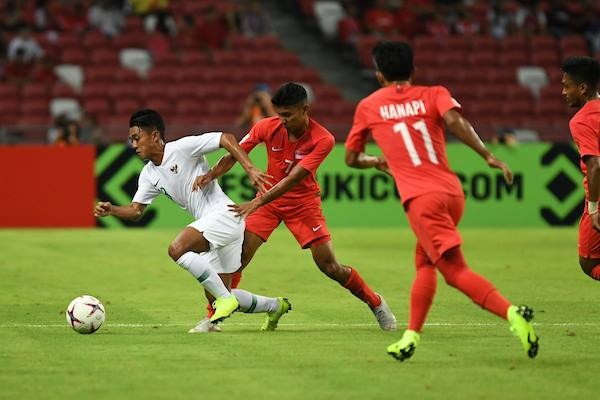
271, 82, 307, 107
562, 56, 600, 90
129, 109, 165, 140
372, 41, 414, 82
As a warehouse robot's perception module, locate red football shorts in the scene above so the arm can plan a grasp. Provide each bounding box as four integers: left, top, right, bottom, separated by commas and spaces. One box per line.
245, 198, 331, 249
578, 211, 600, 258
405, 192, 464, 264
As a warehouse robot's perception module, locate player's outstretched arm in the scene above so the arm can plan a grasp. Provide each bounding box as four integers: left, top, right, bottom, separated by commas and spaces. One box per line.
94, 201, 146, 221
584, 155, 600, 231
345, 150, 391, 175
220, 133, 270, 192
229, 164, 309, 218
444, 109, 513, 185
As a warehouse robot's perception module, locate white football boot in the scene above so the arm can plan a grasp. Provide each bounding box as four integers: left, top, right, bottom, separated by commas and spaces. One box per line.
188, 317, 222, 333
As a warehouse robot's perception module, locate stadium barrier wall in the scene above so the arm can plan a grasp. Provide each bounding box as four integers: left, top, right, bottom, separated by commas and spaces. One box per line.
95, 142, 583, 228
0, 146, 96, 228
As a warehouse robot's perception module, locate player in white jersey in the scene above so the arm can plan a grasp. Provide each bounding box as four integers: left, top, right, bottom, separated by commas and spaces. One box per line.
94, 109, 292, 332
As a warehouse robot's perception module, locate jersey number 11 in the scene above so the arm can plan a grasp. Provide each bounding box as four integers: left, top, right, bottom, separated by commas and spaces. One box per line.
393, 119, 439, 167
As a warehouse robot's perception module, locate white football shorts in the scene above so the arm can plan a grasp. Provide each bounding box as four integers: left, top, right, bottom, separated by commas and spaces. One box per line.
188, 209, 245, 273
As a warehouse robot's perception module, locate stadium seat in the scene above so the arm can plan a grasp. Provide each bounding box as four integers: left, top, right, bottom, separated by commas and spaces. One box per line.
90, 49, 119, 65
83, 31, 112, 49
414, 36, 442, 53
119, 48, 153, 77
530, 49, 560, 68
54, 64, 84, 92
113, 99, 142, 115
108, 83, 142, 100
51, 83, 79, 98
147, 65, 176, 82
559, 35, 588, 57
50, 98, 82, 119
517, 66, 549, 98
472, 36, 499, 53
174, 99, 205, 116
60, 48, 88, 65
21, 99, 50, 115
0, 98, 20, 115
86, 66, 115, 82
498, 50, 530, 69
0, 83, 20, 99
485, 67, 517, 84
530, 35, 558, 52
84, 98, 111, 115
313, 1, 345, 39
467, 51, 497, 67
140, 83, 171, 99
21, 83, 50, 100
114, 68, 143, 83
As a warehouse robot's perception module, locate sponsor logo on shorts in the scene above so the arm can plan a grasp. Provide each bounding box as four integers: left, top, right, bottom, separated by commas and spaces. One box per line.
312, 225, 322, 232
271, 147, 284, 152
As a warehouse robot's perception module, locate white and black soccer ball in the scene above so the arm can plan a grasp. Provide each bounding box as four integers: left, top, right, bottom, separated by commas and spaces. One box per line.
66, 295, 106, 334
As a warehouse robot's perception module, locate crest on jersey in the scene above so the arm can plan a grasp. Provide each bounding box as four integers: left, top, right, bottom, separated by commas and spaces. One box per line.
170, 164, 178, 174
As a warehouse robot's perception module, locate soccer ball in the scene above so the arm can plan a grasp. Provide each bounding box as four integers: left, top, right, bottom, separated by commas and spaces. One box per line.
66, 295, 106, 334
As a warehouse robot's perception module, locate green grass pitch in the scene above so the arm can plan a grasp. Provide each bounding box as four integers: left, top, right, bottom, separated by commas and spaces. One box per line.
1, 227, 598, 400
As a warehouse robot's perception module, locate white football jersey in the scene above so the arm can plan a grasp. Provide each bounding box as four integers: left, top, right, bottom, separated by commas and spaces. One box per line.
132, 132, 233, 219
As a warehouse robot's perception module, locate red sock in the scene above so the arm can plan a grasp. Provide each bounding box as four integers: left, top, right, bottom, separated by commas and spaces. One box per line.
437, 247, 510, 319
592, 266, 600, 280
408, 263, 437, 331
206, 302, 215, 318
343, 267, 381, 308
231, 271, 243, 288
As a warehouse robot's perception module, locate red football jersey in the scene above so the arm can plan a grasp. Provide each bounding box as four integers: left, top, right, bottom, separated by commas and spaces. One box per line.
240, 116, 335, 202
345, 84, 463, 204
569, 99, 600, 199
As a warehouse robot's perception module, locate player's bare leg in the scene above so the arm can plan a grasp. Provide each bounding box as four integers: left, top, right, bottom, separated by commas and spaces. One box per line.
310, 240, 396, 330
168, 227, 239, 326
579, 256, 600, 280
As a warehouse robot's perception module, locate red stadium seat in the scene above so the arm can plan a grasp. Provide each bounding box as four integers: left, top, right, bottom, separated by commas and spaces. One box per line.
83, 31, 112, 49
559, 35, 589, 57
114, 68, 143, 83
20, 99, 50, 115
83, 82, 109, 101
90, 49, 119, 65
472, 36, 500, 53
467, 51, 497, 67
442, 36, 471, 53
21, 83, 50, 100
86, 66, 116, 82
498, 50, 530, 69
144, 98, 174, 115
0, 83, 20, 99
0, 98, 20, 115
113, 99, 142, 115
51, 83, 78, 98
84, 98, 111, 115
147, 65, 176, 82
414, 36, 443, 53
174, 99, 205, 116
61, 48, 88, 65
530, 35, 558, 52
530, 49, 560, 68
485, 67, 517, 84
500, 36, 529, 53
140, 83, 171, 99
108, 83, 142, 100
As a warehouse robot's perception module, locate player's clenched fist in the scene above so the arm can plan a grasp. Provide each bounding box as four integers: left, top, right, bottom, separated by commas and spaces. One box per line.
94, 201, 112, 217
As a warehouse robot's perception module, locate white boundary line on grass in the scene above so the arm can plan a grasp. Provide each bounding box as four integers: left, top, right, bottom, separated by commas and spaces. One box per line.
1, 322, 599, 328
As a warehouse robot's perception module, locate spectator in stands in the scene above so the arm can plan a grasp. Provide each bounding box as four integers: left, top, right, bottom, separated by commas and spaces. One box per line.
584, 8, 600, 55
4, 47, 33, 86
1, 0, 27, 33
56, 1, 89, 34
54, 119, 81, 147
130, 0, 177, 37
363, 0, 398, 37
7, 27, 43, 63
236, 83, 276, 129
237, 0, 270, 37
455, 9, 480, 36
338, 2, 361, 47
31, 55, 57, 85
195, 5, 236, 58
487, 2, 515, 39
49, 115, 81, 146
88, 0, 125, 37
514, 1, 547, 36
395, 2, 420, 38
80, 113, 106, 145
424, 12, 450, 37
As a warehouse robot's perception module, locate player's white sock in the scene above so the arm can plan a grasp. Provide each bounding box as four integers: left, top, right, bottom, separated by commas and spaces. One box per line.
176, 252, 231, 299
232, 289, 279, 313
